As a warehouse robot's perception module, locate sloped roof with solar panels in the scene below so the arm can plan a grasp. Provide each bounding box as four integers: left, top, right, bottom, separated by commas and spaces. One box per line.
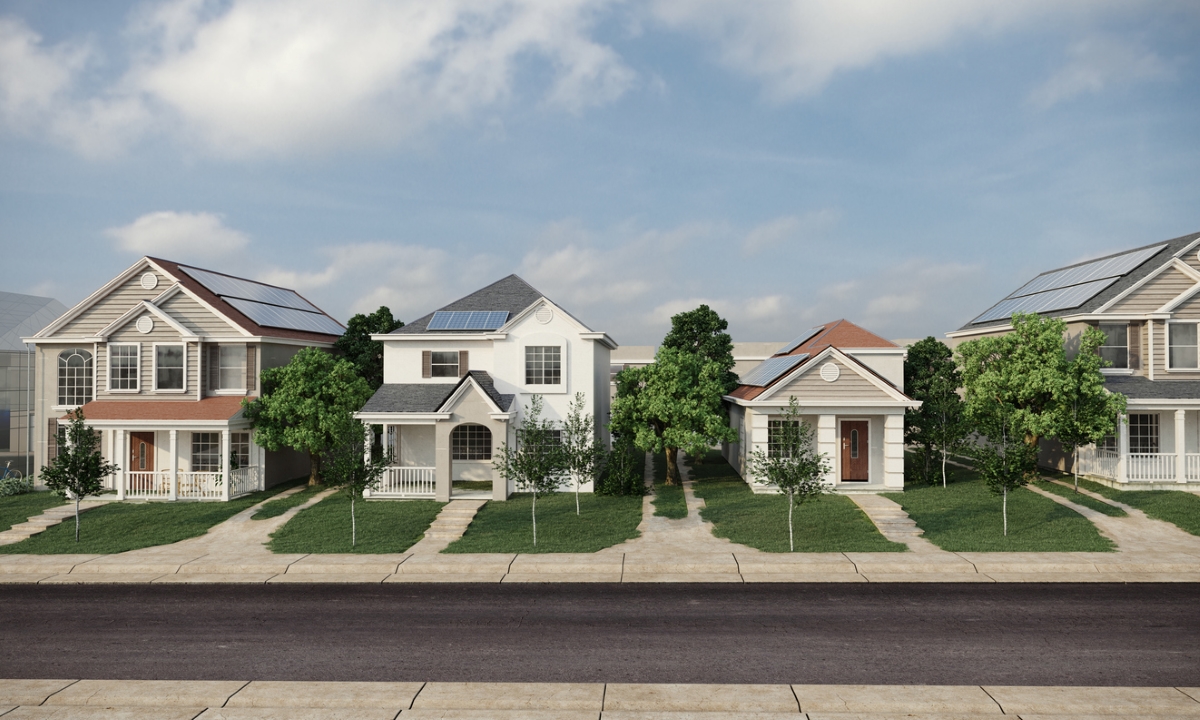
957, 231, 1200, 331
391, 274, 566, 335
0, 291, 66, 352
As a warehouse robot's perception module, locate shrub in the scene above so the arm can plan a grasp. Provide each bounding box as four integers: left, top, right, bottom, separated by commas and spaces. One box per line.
0, 475, 34, 497
595, 438, 647, 496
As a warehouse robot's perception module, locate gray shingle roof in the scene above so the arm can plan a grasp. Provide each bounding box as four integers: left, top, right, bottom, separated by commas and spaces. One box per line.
0, 291, 67, 352
959, 230, 1200, 331
391, 275, 546, 334
1105, 375, 1200, 401
360, 371, 514, 413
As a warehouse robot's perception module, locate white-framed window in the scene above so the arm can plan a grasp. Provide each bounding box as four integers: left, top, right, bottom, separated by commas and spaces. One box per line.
1098, 323, 1128, 369
154, 344, 185, 391
219, 345, 246, 390
230, 432, 250, 469
109, 344, 140, 391
767, 419, 800, 459
451, 424, 492, 460
431, 351, 459, 378
191, 432, 221, 472
57, 348, 93, 407
1128, 414, 1159, 454
525, 346, 562, 385
1169, 322, 1198, 370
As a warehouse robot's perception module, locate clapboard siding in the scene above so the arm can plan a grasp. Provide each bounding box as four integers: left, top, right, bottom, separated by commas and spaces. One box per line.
1146, 320, 1200, 379
770, 356, 894, 402
160, 292, 239, 336
99, 315, 199, 396
1169, 290, 1200, 319
1108, 267, 1197, 313
56, 271, 170, 337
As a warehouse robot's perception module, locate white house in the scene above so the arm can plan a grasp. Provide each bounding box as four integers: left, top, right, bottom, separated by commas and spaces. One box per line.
356, 275, 616, 502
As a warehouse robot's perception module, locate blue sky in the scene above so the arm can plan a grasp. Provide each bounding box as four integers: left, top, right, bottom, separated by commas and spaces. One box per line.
1, 0, 1198, 344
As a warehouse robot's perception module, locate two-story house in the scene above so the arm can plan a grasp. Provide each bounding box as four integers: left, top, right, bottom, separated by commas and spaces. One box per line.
355, 275, 616, 502
723, 319, 919, 493
26, 257, 344, 500
947, 230, 1200, 489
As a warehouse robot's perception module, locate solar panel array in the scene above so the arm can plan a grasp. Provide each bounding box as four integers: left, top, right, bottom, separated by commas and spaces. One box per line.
180, 265, 344, 335
777, 327, 823, 355
740, 354, 809, 387
427, 310, 510, 331
972, 244, 1167, 324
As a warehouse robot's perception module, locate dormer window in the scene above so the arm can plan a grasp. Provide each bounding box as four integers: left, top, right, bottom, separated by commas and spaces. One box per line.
1098, 323, 1128, 369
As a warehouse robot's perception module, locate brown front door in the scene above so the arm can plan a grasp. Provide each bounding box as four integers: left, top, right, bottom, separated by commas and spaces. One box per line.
130, 432, 155, 472
840, 421, 868, 482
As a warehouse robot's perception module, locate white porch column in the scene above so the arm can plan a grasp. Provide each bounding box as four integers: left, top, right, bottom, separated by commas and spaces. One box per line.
221, 430, 231, 501
883, 413, 905, 489
747, 408, 769, 484
1176, 409, 1187, 484
115, 429, 126, 500
1117, 413, 1129, 483
817, 415, 838, 486
168, 430, 178, 501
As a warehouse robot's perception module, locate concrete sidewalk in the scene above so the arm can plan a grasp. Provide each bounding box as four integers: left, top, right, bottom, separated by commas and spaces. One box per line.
1, 679, 1198, 718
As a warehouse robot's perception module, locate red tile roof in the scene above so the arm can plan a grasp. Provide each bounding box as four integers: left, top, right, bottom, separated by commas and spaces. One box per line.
70, 396, 253, 422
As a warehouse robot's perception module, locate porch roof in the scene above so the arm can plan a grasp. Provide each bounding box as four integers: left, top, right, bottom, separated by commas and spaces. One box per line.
69, 396, 252, 421
361, 371, 514, 413
1105, 376, 1200, 400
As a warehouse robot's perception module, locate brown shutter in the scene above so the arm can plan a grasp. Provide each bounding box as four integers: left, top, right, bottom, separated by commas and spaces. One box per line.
208, 345, 220, 393
47, 420, 58, 461
459, 350, 469, 378
1128, 323, 1141, 370
246, 345, 257, 393
422, 350, 432, 378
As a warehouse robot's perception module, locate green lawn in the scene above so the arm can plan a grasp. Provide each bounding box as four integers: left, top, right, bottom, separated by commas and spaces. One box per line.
251, 484, 325, 520
443, 492, 642, 553
1032, 478, 1127, 517
0, 492, 67, 533
0, 479, 304, 554
269, 494, 444, 553
689, 452, 906, 552
454, 481, 493, 492
651, 452, 688, 519
1074, 478, 1200, 537
884, 463, 1114, 552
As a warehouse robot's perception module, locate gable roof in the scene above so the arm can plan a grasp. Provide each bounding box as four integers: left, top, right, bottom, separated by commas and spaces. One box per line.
957, 230, 1200, 332
0, 291, 66, 352
391, 274, 552, 335
359, 371, 515, 414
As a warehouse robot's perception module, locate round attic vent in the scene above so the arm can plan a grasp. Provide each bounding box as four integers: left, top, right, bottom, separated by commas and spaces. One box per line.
140, 273, 158, 290
535, 306, 553, 324
820, 362, 840, 382
136, 316, 154, 334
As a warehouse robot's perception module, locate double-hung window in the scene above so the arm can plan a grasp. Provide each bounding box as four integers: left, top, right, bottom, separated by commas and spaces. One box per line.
431, 352, 459, 378
155, 344, 185, 391
109, 344, 139, 391
191, 432, 221, 472
525, 346, 561, 385
1098, 323, 1129, 369
219, 345, 246, 390
1169, 323, 1198, 369
767, 420, 800, 459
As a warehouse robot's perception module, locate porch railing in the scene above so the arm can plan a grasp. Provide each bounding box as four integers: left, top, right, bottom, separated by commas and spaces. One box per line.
125, 471, 171, 499
177, 472, 225, 500
1077, 447, 1119, 480
367, 467, 436, 498
1127, 453, 1175, 482
230, 466, 264, 497
1186, 454, 1200, 482
122, 466, 264, 500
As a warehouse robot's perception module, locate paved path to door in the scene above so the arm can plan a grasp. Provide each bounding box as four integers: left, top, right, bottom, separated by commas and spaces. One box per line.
1031, 478, 1200, 554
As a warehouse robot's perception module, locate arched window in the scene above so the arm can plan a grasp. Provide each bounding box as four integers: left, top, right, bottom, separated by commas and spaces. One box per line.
58, 348, 93, 407
451, 424, 492, 460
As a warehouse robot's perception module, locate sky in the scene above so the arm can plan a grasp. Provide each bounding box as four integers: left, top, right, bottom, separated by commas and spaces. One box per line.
1, 0, 1198, 345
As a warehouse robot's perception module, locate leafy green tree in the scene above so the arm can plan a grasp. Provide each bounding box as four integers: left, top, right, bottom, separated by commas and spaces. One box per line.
493, 395, 567, 547
595, 437, 647, 497
746, 397, 830, 551
660, 304, 739, 394
333, 306, 403, 390
610, 346, 737, 485
39, 409, 118, 542
243, 348, 374, 486
321, 414, 393, 547
904, 337, 969, 487
562, 392, 603, 515
1057, 327, 1127, 493
970, 405, 1038, 536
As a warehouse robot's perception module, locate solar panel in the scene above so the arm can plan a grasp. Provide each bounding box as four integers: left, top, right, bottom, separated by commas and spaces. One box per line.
1007, 244, 1165, 299
226, 297, 345, 335
427, 311, 510, 331
739, 354, 809, 387
777, 328, 823, 355
972, 277, 1121, 323
179, 266, 321, 313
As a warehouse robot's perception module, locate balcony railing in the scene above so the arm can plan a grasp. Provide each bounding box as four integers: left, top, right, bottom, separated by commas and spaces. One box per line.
367, 467, 436, 498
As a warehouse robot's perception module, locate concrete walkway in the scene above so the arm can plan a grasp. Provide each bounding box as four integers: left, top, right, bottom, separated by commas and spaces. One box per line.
1033, 478, 1200, 554
2, 679, 1199, 718
405, 499, 487, 554
0, 498, 113, 545
850, 493, 941, 552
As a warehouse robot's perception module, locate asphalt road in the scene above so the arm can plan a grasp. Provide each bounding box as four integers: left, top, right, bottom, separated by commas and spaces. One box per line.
1, 583, 1196, 685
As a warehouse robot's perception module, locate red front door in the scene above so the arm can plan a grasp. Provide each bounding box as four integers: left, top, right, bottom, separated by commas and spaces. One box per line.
840, 421, 868, 482
130, 432, 155, 472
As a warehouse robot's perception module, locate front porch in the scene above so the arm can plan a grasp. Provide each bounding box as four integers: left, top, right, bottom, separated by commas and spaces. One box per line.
105, 427, 265, 501
1075, 408, 1200, 489
361, 421, 506, 502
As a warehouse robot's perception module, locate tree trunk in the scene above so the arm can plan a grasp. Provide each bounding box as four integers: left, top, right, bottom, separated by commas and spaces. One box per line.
1002, 486, 1008, 537
74, 496, 80, 543
308, 453, 321, 487
575, 474, 580, 516
1073, 447, 1079, 493
351, 494, 357, 548
664, 447, 680, 486
787, 489, 794, 552
941, 447, 947, 489
531, 493, 538, 547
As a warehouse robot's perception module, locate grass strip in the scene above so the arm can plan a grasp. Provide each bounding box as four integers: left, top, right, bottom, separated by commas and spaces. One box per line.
443, 492, 642, 553
885, 465, 1114, 552
1074, 478, 1200, 537
1032, 478, 1127, 517
269, 493, 445, 553
252, 484, 326, 520
0, 492, 68, 534
651, 452, 688, 519
690, 451, 905, 553
0, 478, 304, 555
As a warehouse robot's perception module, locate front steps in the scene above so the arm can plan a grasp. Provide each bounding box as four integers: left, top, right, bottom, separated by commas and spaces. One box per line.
423, 499, 487, 541
0, 500, 112, 545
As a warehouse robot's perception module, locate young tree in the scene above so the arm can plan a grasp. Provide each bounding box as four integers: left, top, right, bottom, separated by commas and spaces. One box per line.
1056, 326, 1127, 493
660, 304, 739, 394
243, 348, 374, 486
969, 405, 1038, 536
610, 346, 737, 485
39, 409, 119, 542
561, 392, 603, 515
905, 337, 968, 487
493, 395, 567, 547
334, 306, 404, 390
746, 397, 830, 551
321, 414, 393, 548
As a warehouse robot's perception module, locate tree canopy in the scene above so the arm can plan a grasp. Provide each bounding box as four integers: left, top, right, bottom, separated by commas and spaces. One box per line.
334, 306, 403, 390
40, 409, 118, 542
660, 304, 739, 394
904, 336, 968, 487
747, 397, 829, 551
244, 348, 374, 486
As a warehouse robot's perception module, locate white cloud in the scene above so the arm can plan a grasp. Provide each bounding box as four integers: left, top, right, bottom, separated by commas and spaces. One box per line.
0, 18, 84, 127
106, 211, 250, 261
742, 208, 839, 255
1028, 35, 1170, 109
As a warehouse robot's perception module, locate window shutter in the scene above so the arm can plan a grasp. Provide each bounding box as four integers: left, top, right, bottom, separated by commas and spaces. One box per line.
422, 351, 432, 378
459, 350, 469, 378
1129, 323, 1141, 370
208, 345, 220, 393
47, 420, 58, 461
246, 345, 257, 393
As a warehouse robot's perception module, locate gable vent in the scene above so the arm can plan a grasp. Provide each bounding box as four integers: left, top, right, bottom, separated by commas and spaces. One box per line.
140, 273, 158, 290
820, 362, 840, 382
535, 306, 553, 324
136, 316, 154, 334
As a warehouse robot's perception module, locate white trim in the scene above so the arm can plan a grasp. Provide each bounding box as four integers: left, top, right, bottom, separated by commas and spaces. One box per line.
354, 412, 451, 423
373, 333, 496, 342
1156, 281, 1200, 314
107, 342, 141, 393
151, 342, 188, 393
33, 258, 164, 339
756, 347, 913, 404
436, 376, 504, 415
578, 332, 618, 349
166, 282, 254, 338
1097, 258, 1188, 313
1171, 258, 1200, 283
96, 301, 198, 341
1172, 235, 1200, 259
946, 324, 1013, 339
839, 347, 904, 354
1164, 319, 1200, 372
1100, 368, 1135, 375
521, 341, 566, 393
79, 419, 251, 429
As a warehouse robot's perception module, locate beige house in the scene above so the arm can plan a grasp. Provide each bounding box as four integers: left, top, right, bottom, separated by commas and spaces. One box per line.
25, 257, 343, 500
947, 230, 1200, 489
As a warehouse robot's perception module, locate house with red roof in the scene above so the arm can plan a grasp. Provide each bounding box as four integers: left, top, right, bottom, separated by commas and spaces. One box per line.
724, 319, 919, 492
25, 257, 344, 500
